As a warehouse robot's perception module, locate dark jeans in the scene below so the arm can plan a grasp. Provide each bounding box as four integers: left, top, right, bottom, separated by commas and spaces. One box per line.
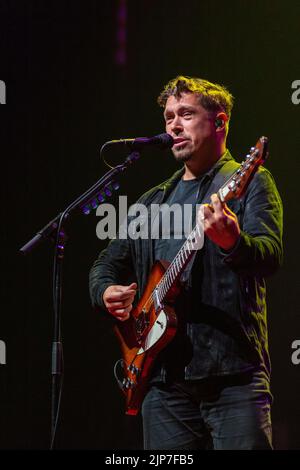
141, 371, 273, 450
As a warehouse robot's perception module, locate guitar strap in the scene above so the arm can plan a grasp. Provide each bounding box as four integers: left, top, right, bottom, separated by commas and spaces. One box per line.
201, 159, 241, 204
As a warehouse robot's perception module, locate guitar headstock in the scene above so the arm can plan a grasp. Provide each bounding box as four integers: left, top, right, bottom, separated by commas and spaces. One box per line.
218, 136, 269, 203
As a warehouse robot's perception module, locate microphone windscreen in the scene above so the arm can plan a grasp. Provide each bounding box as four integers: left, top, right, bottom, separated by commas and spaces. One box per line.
155, 133, 174, 149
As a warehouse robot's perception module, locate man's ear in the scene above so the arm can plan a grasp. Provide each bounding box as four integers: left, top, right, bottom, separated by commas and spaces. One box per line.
214, 112, 228, 130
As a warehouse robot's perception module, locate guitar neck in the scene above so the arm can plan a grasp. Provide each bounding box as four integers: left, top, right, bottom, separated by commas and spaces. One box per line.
156, 223, 202, 304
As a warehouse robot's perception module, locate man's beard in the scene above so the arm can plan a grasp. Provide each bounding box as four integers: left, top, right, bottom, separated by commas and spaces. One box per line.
173, 150, 192, 163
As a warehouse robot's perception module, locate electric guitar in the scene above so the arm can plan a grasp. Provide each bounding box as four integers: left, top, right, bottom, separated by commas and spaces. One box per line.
114, 136, 269, 415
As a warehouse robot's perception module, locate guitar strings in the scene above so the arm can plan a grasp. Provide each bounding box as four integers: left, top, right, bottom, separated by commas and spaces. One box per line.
140, 224, 200, 314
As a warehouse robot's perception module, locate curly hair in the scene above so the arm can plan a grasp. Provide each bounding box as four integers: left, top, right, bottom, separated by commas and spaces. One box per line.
157, 75, 234, 119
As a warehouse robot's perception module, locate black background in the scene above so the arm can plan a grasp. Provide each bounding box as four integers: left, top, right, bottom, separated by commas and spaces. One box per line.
0, 0, 299, 449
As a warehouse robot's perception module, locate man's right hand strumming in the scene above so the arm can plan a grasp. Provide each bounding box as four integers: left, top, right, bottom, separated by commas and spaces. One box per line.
103, 282, 137, 321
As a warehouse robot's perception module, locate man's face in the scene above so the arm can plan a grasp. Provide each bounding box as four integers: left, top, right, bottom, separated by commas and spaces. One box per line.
164, 92, 215, 163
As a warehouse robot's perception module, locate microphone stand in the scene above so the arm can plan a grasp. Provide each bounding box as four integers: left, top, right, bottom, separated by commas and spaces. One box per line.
19, 150, 141, 449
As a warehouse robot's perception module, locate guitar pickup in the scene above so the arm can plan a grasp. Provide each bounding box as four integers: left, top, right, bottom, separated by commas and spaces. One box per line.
135, 312, 150, 337
153, 288, 162, 311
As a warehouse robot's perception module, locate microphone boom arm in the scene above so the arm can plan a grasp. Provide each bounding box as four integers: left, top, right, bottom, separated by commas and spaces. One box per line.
19, 150, 140, 255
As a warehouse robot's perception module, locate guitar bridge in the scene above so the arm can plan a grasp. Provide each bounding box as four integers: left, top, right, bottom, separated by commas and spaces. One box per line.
135, 309, 150, 339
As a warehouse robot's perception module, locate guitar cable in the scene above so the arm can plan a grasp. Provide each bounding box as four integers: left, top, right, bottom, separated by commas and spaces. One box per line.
114, 358, 125, 391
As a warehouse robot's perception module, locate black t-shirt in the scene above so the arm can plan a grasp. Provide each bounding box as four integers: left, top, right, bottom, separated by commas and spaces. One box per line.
153, 177, 204, 263
151, 175, 208, 381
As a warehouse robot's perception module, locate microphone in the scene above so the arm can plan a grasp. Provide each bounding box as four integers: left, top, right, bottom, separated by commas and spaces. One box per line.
106, 133, 174, 150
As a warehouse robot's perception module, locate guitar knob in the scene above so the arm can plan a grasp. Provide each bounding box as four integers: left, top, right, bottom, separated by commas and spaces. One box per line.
127, 364, 140, 376
123, 378, 133, 389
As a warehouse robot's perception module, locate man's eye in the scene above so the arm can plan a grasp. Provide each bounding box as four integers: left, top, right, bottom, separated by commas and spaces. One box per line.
183, 112, 192, 117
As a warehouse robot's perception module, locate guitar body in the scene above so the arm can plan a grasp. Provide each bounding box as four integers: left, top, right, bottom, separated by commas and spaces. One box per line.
114, 260, 178, 415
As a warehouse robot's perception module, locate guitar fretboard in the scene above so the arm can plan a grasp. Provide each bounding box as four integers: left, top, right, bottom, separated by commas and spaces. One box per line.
155, 222, 203, 304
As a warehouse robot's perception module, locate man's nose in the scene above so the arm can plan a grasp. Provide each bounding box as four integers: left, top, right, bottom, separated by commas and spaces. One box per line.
169, 116, 183, 135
